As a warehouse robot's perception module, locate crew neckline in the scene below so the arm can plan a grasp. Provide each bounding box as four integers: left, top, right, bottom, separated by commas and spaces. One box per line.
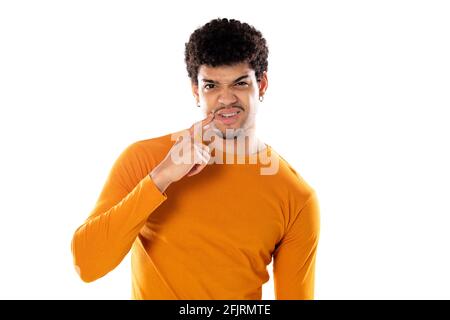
212, 143, 274, 166
219, 143, 270, 157
164, 132, 273, 163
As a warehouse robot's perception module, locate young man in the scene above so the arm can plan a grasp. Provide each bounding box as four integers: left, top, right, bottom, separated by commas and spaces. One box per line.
71, 18, 320, 300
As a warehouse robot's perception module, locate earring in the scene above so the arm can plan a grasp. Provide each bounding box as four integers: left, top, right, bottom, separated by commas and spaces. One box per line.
259, 95, 264, 102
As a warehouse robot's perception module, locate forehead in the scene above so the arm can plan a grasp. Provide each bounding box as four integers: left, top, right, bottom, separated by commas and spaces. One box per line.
197, 62, 255, 82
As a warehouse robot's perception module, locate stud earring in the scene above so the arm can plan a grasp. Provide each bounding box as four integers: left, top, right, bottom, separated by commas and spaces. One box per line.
259, 95, 264, 102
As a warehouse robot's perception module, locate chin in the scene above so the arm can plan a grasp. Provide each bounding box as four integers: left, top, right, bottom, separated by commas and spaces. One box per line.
214, 128, 245, 139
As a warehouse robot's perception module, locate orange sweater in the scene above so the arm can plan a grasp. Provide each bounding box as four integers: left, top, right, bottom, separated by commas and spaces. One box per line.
71, 133, 320, 299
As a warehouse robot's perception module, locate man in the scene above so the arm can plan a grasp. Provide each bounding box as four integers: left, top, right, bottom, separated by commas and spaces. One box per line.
71, 18, 320, 300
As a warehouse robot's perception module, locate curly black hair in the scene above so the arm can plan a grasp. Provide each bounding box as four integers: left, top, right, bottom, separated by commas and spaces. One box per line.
184, 18, 269, 85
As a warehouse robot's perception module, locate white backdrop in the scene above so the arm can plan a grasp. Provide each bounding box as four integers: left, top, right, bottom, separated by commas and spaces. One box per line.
1, 0, 449, 299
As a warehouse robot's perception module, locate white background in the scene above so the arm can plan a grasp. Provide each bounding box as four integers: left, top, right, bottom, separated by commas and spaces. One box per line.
1, 0, 449, 299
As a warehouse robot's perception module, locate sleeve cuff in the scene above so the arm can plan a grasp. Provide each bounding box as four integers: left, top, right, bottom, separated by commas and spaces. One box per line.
144, 173, 168, 201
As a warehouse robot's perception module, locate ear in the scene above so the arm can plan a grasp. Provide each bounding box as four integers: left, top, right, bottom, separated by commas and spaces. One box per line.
191, 81, 200, 104
258, 71, 268, 97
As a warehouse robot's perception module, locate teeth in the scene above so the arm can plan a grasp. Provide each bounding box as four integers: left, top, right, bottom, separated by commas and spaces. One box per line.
220, 112, 238, 118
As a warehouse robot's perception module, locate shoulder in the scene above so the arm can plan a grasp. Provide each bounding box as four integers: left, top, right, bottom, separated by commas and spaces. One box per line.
110, 132, 176, 184
270, 148, 316, 198
268, 148, 319, 235
120, 132, 176, 164
132, 132, 175, 155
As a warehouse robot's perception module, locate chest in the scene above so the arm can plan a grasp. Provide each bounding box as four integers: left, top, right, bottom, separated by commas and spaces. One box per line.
146, 165, 285, 257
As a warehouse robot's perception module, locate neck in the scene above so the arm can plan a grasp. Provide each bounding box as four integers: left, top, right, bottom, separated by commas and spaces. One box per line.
207, 126, 266, 156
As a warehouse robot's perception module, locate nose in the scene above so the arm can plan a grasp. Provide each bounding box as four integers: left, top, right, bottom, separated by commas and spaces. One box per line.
217, 88, 238, 106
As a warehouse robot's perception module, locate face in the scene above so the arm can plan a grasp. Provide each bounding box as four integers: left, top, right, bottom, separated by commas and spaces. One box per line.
192, 62, 268, 138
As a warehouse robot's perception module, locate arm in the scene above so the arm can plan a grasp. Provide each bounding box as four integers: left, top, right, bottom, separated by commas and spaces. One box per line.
71, 113, 215, 283
273, 191, 321, 299
71, 144, 168, 283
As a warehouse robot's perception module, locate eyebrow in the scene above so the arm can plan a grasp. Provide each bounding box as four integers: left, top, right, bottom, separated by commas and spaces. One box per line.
201, 75, 250, 84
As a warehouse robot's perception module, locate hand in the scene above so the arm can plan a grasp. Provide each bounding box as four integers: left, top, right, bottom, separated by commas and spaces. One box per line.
149, 112, 215, 192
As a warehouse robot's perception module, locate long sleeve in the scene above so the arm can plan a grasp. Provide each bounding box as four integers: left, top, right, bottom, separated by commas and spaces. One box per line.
71, 143, 167, 282
273, 191, 320, 299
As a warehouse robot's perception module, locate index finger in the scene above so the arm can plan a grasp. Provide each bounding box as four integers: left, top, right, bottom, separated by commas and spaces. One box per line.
189, 111, 215, 137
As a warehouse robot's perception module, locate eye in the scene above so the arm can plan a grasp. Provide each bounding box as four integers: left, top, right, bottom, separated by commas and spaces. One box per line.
235, 81, 249, 87
204, 84, 215, 90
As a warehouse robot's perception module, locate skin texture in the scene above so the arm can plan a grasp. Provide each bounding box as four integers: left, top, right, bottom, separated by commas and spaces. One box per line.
150, 62, 268, 192
192, 62, 268, 137
150, 113, 215, 192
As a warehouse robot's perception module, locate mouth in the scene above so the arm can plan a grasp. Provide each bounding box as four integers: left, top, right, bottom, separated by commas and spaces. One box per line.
214, 107, 243, 125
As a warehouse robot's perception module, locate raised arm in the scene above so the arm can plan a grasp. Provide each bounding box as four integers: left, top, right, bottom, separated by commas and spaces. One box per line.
71, 143, 168, 282
71, 113, 215, 283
